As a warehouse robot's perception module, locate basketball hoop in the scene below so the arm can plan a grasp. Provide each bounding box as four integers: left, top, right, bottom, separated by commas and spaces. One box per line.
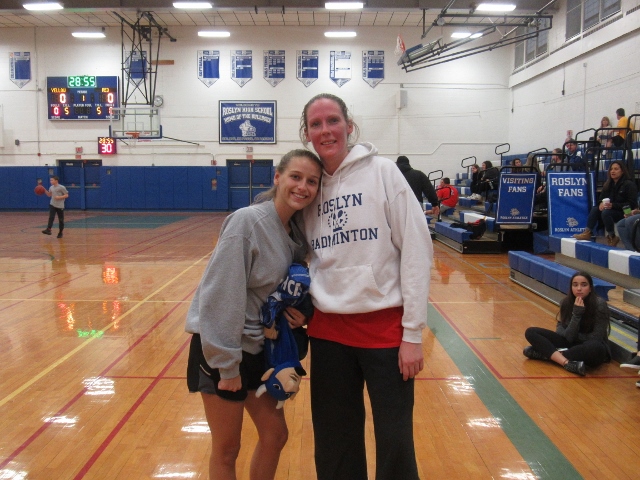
125, 131, 141, 139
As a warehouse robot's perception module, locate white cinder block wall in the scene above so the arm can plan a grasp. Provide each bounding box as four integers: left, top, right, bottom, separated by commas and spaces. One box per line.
0, 0, 638, 182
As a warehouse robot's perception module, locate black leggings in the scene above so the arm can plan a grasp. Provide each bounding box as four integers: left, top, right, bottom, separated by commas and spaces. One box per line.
47, 205, 64, 232
525, 327, 609, 367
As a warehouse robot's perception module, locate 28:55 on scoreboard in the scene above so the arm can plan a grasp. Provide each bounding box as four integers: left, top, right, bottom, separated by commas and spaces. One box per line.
47, 76, 119, 120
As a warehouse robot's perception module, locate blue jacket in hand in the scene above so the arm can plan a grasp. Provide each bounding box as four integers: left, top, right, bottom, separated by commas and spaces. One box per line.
255, 263, 309, 408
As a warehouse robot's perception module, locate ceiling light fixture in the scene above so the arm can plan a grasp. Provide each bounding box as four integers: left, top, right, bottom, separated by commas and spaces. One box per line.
72, 30, 106, 38
198, 31, 230, 37
324, 31, 357, 37
23, 2, 63, 10
470, 32, 483, 38
451, 32, 471, 38
173, 2, 213, 8
476, 3, 517, 11
325, 2, 364, 10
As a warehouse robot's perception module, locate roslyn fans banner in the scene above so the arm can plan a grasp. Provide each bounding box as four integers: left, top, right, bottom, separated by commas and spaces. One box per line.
219, 101, 276, 144
547, 172, 595, 235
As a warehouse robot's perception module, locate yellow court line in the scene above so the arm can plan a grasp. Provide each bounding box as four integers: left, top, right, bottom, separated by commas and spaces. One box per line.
0, 252, 212, 409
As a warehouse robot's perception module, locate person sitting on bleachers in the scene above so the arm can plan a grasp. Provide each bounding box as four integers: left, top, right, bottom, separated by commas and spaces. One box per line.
615, 209, 640, 251
565, 138, 585, 171
468, 164, 483, 201
523, 271, 611, 376
573, 160, 638, 245
597, 116, 612, 144
477, 160, 499, 199
612, 107, 629, 147
436, 178, 459, 210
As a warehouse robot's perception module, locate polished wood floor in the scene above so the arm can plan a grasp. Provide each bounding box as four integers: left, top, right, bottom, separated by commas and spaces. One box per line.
1, 211, 639, 480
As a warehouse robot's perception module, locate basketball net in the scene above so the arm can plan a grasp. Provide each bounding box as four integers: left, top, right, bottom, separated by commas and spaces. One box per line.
394, 35, 406, 57
125, 131, 140, 145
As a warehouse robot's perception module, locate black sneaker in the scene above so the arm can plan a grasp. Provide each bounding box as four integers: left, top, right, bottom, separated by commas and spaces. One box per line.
563, 361, 586, 376
42, 229, 51, 235
523, 346, 546, 360
620, 355, 640, 370
57, 232, 63, 238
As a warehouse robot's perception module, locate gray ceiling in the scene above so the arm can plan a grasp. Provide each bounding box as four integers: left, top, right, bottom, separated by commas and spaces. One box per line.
0, 1, 556, 29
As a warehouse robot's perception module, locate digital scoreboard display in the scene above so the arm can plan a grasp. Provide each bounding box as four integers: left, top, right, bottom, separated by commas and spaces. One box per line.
98, 136, 117, 155
47, 76, 119, 120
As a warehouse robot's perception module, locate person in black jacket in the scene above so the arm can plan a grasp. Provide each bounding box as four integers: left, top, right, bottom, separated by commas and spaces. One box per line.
573, 160, 638, 245
396, 155, 439, 216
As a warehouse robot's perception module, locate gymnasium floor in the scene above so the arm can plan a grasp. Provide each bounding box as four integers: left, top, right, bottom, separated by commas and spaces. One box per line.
1, 211, 639, 480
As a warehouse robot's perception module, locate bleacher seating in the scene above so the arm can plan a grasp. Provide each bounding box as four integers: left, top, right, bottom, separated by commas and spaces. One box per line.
508, 251, 616, 299
434, 221, 471, 243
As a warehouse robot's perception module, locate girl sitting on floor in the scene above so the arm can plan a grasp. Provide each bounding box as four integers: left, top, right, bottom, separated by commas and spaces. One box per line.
523, 272, 611, 376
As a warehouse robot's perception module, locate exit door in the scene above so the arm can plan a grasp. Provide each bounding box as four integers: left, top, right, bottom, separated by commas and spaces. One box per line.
228, 159, 273, 210
58, 159, 103, 210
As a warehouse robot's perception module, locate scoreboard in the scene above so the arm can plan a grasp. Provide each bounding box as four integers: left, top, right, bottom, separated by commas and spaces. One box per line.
47, 76, 119, 120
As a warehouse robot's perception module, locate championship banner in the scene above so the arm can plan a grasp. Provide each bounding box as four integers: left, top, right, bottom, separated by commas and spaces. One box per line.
219, 101, 276, 144
198, 50, 219, 87
330, 51, 351, 87
362, 50, 384, 88
547, 172, 592, 235
264, 50, 285, 87
297, 50, 318, 87
10, 52, 30, 88
231, 50, 252, 87
495, 173, 537, 224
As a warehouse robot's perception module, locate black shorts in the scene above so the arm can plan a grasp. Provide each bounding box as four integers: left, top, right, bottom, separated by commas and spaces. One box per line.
186, 334, 265, 402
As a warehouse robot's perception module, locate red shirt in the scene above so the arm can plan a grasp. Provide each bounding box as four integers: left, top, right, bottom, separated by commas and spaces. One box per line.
307, 306, 404, 348
437, 185, 459, 208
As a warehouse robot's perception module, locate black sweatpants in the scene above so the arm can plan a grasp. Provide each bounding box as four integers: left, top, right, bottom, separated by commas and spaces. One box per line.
47, 205, 64, 232
525, 327, 609, 367
309, 338, 419, 480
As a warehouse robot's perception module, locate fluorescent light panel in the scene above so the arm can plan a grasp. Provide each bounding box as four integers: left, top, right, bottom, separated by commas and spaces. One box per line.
476, 3, 516, 11
72, 31, 106, 38
325, 2, 364, 10
173, 2, 213, 8
451, 32, 471, 38
324, 31, 357, 37
198, 31, 230, 37
23, 2, 63, 10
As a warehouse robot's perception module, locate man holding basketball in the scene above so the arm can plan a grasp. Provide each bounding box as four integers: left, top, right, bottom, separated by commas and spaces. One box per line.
42, 176, 68, 238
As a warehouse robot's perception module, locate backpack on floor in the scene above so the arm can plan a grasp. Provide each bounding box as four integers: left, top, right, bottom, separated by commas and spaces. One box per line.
451, 218, 487, 240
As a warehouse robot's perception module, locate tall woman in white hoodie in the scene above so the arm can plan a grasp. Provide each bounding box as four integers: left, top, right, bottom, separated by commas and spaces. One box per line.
298, 94, 434, 480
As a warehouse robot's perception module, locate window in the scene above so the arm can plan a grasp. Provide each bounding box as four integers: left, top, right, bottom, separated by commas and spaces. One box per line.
565, 0, 621, 40
514, 19, 550, 69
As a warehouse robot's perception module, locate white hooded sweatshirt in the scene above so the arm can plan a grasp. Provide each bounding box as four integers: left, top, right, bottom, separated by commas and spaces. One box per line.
303, 142, 433, 344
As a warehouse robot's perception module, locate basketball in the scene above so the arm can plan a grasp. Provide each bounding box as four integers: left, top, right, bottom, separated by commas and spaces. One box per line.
34, 185, 46, 195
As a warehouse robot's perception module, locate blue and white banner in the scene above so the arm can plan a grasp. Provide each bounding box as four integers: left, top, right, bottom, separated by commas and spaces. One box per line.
362, 50, 384, 88
198, 50, 219, 87
547, 172, 593, 235
495, 173, 537, 224
330, 51, 351, 87
219, 101, 276, 144
231, 50, 252, 87
127, 51, 147, 83
263, 50, 285, 87
297, 50, 318, 87
10, 52, 30, 88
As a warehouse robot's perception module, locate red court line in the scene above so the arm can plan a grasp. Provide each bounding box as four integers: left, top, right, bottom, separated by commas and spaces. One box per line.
0, 288, 197, 470
73, 337, 191, 480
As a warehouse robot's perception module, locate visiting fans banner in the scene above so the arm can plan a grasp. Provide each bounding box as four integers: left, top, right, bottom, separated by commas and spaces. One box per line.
219, 101, 276, 144
495, 173, 537, 224
547, 172, 594, 235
